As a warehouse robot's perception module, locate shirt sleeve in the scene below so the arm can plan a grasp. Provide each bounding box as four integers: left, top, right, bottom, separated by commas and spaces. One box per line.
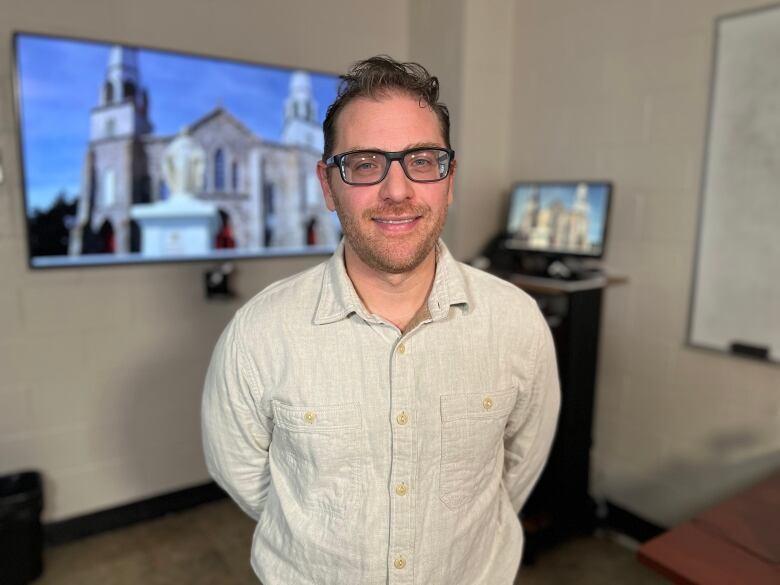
502, 309, 561, 514
201, 314, 272, 520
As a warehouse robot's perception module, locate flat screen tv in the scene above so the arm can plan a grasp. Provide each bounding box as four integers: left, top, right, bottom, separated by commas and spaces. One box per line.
12, 32, 341, 268
505, 181, 612, 259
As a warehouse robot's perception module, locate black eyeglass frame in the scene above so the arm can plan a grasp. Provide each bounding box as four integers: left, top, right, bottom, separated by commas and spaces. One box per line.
324, 147, 456, 186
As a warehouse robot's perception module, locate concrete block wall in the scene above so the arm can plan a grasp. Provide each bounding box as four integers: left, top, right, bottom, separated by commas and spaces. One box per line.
511, 0, 780, 526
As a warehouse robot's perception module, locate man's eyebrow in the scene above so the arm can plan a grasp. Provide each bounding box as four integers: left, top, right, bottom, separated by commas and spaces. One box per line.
406, 141, 446, 150
342, 142, 446, 152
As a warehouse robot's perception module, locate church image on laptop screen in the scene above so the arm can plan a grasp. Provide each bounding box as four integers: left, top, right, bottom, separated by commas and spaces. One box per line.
506, 182, 611, 258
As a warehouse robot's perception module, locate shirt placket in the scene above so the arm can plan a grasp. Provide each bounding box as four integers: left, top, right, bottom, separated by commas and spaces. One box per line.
388, 333, 416, 584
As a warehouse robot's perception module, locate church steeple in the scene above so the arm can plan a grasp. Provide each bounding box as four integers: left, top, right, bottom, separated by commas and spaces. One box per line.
101, 46, 142, 106
91, 45, 152, 141
285, 72, 317, 123
281, 71, 323, 152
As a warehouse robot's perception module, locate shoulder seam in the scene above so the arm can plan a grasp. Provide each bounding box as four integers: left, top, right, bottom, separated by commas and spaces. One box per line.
238, 262, 326, 311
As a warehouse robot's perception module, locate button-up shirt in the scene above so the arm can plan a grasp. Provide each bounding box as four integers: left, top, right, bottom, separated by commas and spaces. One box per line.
202, 240, 560, 585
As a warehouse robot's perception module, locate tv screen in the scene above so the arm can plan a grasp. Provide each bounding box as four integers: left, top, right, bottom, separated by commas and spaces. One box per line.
505, 181, 611, 258
13, 32, 341, 268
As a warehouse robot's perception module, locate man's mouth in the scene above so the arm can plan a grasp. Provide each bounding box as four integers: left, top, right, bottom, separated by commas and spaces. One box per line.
373, 216, 419, 225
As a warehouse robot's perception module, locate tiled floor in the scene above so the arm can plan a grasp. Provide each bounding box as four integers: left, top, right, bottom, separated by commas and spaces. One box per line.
35, 500, 667, 584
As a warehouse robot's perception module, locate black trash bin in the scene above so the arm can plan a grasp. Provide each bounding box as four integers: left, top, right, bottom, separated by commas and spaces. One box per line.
0, 471, 43, 585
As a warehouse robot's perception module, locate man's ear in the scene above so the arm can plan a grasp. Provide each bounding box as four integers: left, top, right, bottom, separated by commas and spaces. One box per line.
317, 161, 337, 212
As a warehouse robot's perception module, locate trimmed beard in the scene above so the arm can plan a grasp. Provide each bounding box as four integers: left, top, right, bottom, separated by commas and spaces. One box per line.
332, 197, 447, 275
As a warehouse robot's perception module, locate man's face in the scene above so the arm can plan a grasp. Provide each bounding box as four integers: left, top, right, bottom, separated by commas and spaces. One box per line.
317, 92, 454, 275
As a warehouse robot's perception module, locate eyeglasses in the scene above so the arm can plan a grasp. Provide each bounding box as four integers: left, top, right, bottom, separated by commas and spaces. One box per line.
324, 147, 455, 186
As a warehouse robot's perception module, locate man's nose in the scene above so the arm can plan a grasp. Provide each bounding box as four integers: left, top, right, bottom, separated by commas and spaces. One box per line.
379, 160, 413, 202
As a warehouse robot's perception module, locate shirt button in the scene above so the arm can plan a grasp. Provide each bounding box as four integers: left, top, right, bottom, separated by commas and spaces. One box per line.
482, 397, 493, 411
304, 411, 316, 424
394, 557, 406, 570
396, 411, 409, 425
397, 343, 406, 355
395, 482, 408, 496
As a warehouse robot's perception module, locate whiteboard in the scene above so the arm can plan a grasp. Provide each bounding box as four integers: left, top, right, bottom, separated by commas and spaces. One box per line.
688, 4, 780, 364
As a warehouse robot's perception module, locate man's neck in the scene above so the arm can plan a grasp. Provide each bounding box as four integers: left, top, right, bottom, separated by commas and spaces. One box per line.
344, 244, 436, 332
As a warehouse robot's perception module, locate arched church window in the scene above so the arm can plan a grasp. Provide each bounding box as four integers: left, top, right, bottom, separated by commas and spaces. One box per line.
306, 173, 319, 207
98, 220, 115, 254
102, 169, 116, 206
123, 80, 136, 100
214, 149, 225, 191
306, 218, 318, 246
104, 81, 114, 103
105, 118, 116, 137
137, 175, 151, 204
232, 161, 239, 191
216, 210, 236, 249
130, 220, 141, 253
264, 183, 276, 247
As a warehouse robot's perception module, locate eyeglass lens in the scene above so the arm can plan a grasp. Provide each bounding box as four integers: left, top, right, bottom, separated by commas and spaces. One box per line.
341, 149, 451, 184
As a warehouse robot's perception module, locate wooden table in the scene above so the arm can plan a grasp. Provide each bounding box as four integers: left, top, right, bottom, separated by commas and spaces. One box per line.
638, 469, 780, 584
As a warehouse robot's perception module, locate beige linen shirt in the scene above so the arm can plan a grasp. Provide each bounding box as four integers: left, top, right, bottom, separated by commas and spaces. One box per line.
202, 240, 560, 585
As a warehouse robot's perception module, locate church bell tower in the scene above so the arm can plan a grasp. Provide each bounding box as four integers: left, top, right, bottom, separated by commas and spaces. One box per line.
90, 46, 153, 141
281, 71, 323, 152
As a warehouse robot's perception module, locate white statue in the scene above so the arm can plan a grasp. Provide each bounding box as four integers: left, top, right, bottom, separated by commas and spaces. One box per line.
163, 127, 206, 197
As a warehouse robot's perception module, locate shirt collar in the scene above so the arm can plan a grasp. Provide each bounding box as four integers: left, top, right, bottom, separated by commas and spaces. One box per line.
313, 239, 470, 326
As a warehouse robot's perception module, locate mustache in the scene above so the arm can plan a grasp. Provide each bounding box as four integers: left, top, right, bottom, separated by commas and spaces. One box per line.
362, 202, 429, 220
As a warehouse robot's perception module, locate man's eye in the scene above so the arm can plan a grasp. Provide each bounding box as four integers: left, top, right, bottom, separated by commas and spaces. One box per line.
410, 157, 433, 167
348, 156, 381, 173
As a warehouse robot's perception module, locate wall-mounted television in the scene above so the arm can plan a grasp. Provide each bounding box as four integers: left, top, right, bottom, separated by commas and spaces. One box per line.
13, 32, 341, 268
505, 181, 611, 259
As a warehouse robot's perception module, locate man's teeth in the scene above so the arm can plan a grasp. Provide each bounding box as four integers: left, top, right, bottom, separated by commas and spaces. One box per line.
375, 218, 416, 224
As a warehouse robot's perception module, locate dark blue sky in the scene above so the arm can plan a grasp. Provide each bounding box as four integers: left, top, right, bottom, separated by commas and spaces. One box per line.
16, 34, 339, 212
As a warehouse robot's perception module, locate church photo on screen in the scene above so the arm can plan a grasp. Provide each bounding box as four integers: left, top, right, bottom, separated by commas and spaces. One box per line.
14, 33, 341, 267
506, 182, 610, 257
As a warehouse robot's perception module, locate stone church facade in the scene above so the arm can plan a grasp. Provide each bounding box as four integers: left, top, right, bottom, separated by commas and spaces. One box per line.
69, 46, 339, 257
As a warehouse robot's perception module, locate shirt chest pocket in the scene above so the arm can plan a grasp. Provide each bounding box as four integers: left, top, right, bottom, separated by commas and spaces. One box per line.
271, 401, 362, 520
439, 388, 517, 510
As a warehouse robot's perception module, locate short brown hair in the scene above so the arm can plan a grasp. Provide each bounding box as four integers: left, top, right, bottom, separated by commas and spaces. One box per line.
322, 55, 451, 160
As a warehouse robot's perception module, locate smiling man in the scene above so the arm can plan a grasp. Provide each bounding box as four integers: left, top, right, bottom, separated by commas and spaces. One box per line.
202, 56, 560, 585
